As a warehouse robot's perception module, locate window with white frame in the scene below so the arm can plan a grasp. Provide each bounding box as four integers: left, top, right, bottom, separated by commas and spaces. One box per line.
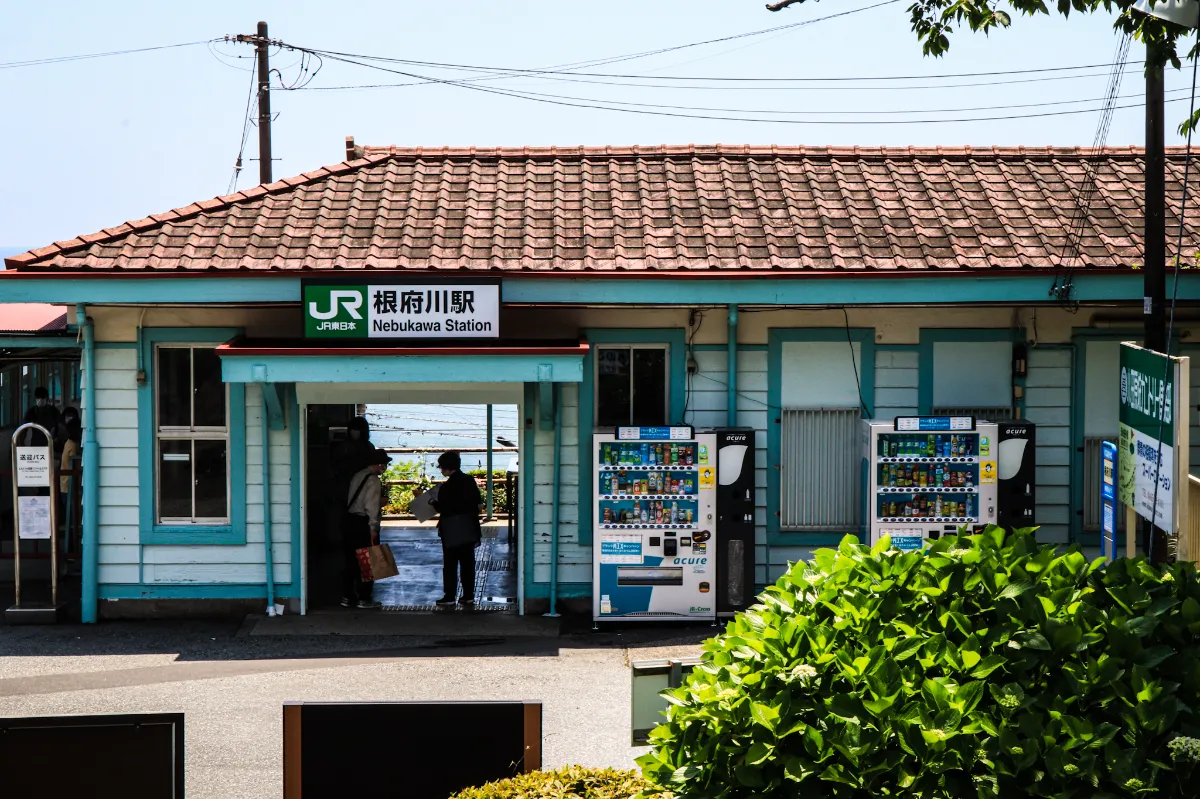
595, 345, 668, 427
155, 345, 230, 524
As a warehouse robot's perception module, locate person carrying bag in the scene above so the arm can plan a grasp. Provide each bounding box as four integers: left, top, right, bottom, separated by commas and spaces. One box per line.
430, 451, 483, 607
340, 447, 393, 609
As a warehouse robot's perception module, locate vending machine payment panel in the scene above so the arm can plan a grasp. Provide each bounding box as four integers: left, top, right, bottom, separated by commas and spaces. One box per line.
865, 417, 999, 551
592, 427, 718, 622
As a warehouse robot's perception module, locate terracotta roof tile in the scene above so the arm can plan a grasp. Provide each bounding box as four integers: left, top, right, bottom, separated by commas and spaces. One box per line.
9, 144, 1199, 272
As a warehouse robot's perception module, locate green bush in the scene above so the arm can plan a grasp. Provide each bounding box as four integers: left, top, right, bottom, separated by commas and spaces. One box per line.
638, 529, 1200, 798
450, 766, 649, 799
381, 462, 510, 516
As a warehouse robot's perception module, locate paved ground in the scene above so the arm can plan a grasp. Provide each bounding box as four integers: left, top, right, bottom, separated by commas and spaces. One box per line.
0, 618, 710, 798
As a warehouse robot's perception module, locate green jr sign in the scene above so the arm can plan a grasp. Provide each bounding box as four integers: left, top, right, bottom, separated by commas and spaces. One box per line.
302, 280, 501, 340
1118, 342, 1189, 535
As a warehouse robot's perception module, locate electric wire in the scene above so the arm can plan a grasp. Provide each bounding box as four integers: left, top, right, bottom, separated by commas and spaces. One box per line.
0, 40, 214, 70
299, 65, 1147, 94
295, 48, 1192, 126
227, 66, 259, 195
1050, 31, 1133, 308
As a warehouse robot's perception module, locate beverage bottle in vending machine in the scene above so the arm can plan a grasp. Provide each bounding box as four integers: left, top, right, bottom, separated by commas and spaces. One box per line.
648, 445, 656, 466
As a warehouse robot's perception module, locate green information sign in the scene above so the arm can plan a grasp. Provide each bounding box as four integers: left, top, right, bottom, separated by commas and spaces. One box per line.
302, 280, 501, 339
1118, 342, 1189, 534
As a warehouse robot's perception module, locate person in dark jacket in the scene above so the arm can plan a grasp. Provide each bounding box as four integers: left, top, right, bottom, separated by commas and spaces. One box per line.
430, 451, 483, 607
22, 387, 60, 448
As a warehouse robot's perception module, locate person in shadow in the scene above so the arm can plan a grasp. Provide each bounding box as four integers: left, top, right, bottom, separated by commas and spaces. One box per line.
430, 451, 483, 608
341, 447, 391, 610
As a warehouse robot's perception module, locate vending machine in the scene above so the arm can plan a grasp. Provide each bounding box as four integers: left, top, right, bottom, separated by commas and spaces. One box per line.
864, 416, 999, 551
713, 428, 755, 618
592, 427, 718, 623
996, 421, 1037, 531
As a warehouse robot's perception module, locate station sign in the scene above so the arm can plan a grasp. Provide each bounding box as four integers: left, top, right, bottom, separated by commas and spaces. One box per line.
1118, 342, 1190, 535
302, 279, 501, 339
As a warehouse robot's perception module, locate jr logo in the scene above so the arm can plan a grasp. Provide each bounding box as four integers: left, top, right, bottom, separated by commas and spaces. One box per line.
309, 290, 364, 320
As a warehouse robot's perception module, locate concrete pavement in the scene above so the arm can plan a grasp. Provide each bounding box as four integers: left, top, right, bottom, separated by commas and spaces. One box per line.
0, 620, 708, 798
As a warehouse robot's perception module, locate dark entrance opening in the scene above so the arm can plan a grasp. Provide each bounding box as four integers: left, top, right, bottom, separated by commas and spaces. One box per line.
304, 403, 519, 613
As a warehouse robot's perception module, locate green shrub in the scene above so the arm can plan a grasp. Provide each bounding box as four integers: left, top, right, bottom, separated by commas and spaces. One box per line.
638, 529, 1200, 798
450, 766, 649, 799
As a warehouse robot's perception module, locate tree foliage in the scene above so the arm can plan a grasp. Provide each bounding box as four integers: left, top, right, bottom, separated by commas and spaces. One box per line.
769, 0, 1198, 68
638, 529, 1200, 798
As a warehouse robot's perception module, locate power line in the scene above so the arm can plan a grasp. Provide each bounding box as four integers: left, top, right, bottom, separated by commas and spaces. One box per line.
320, 52, 1135, 83
227, 66, 259, 195
298, 65, 1148, 94
294, 47, 1195, 126
0, 40, 213, 70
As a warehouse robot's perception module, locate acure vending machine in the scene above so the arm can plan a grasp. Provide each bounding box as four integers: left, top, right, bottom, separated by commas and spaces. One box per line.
592, 427, 718, 623
864, 416, 999, 551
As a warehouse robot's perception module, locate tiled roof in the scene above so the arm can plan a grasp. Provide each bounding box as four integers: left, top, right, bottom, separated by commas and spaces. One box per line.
7, 144, 1197, 273
0, 304, 68, 332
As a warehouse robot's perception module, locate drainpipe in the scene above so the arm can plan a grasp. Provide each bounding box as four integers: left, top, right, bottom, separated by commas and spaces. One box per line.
261, 389, 276, 614
545, 383, 562, 617
728, 305, 739, 429
78, 304, 98, 623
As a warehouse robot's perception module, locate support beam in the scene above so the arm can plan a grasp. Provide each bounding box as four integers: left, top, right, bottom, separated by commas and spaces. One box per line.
727, 305, 739, 428
486, 404, 494, 520
261, 382, 286, 431
261, 390, 276, 613
538, 364, 555, 430
78, 304, 98, 623
546, 383, 562, 617
0, 336, 81, 349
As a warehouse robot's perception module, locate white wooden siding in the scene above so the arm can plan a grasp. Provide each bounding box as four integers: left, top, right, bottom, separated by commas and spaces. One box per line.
90, 352, 295, 586
1025, 348, 1072, 543
875, 350, 919, 419
94, 348, 140, 581
532, 384, 583, 584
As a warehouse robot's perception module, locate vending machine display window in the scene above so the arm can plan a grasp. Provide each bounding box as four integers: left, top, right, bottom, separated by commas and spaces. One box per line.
864, 417, 999, 552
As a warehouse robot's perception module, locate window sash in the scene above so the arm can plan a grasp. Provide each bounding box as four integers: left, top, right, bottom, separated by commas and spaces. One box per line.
154, 345, 231, 525
595, 344, 669, 427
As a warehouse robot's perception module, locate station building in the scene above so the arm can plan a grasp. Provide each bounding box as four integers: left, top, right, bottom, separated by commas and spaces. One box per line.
3, 142, 1198, 621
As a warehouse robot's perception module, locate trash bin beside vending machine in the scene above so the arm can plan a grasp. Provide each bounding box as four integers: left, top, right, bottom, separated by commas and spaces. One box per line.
864, 416, 1000, 552
592, 426, 717, 622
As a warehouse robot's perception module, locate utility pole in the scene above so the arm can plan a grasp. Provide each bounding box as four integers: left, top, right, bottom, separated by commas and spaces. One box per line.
1143, 47, 1169, 562
255, 20, 273, 185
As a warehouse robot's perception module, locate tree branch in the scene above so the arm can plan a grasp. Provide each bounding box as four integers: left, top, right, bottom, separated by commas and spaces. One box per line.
765, 0, 806, 10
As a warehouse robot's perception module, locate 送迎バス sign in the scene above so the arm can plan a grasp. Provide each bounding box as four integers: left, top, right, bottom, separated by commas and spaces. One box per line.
1118, 342, 1190, 534
303, 280, 501, 339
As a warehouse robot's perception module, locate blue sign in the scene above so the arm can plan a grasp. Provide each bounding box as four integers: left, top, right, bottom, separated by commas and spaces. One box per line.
894, 416, 975, 432
617, 426, 693, 441
1101, 440, 1117, 559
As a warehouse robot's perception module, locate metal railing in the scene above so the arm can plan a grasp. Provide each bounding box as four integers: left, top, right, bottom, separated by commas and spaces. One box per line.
779, 408, 861, 532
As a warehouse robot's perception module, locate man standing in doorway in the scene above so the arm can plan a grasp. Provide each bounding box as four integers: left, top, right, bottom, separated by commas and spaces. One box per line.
22, 386, 60, 448
431, 451, 483, 608
341, 447, 391, 610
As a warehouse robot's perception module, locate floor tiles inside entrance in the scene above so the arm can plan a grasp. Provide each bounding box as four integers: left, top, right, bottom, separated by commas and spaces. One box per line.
372, 521, 517, 613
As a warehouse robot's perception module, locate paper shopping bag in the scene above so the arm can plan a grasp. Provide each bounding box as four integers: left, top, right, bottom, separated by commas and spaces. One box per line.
356, 544, 399, 582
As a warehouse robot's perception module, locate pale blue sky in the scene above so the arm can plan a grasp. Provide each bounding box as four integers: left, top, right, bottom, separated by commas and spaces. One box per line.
1, 0, 1194, 249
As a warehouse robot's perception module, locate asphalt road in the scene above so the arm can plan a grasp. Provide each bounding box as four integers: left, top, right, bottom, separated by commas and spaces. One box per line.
0, 619, 709, 798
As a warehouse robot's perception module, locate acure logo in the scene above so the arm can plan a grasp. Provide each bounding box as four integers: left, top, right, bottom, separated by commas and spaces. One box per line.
309, 290, 364, 320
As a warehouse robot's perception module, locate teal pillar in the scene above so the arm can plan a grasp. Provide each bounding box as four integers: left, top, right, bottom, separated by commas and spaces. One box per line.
78, 304, 98, 623
486, 404, 494, 520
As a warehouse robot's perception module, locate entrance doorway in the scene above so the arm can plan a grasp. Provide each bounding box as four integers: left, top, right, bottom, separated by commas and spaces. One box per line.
303, 401, 521, 614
